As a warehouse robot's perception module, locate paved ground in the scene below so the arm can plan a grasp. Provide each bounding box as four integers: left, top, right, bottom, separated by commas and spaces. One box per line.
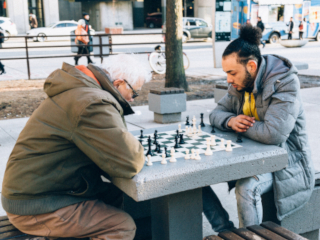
0, 86, 319, 237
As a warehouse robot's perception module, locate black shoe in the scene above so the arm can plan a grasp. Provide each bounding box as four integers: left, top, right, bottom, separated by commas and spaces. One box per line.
0, 71, 6, 75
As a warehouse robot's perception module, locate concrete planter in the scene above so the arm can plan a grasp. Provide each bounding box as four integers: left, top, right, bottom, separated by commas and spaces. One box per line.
214, 83, 228, 103
148, 88, 186, 123
280, 39, 308, 48
105, 27, 123, 34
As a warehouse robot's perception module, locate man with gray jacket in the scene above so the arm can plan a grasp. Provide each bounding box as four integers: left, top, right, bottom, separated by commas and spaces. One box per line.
203, 25, 314, 234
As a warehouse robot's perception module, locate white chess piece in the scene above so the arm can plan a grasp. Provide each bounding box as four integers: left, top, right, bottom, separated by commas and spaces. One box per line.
161, 153, 167, 164
226, 140, 232, 152
185, 126, 189, 134
210, 135, 216, 146
170, 147, 177, 162
178, 124, 182, 133
192, 125, 197, 138
185, 149, 190, 160
191, 149, 196, 159
195, 149, 201, 160
220, 139, 226, 150
205, 139, 213, 155
188, 126, 193, 137
146, 155, 153, 166
198, 125, 202, 135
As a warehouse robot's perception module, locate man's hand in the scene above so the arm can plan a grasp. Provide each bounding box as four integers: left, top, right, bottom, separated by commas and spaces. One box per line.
227, 115, 255, 132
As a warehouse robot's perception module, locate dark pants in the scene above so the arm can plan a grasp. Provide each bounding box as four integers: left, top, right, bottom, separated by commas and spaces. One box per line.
288, 32, 292, 40
299, 32, 304, 40
74, 44, 93, 65
0, 61, 5, 73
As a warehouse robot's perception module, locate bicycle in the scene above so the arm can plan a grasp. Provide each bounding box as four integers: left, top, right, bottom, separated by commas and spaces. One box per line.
149, 45, 190, 74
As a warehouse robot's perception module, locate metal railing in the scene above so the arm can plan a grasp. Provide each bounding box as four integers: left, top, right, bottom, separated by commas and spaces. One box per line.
0, 33, 165, 79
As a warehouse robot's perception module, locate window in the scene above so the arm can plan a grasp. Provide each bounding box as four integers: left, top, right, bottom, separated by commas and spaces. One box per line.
28, 0, 45, 27
55, 23, 66, 28
188, 20, 196, 26
0, 20, 4, 24
67, 23, 77, 27
197, 20, 208, 27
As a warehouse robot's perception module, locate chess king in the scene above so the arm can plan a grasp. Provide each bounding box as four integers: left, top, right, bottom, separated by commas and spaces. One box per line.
2, 55, 151, 239
203, 25, 314, 234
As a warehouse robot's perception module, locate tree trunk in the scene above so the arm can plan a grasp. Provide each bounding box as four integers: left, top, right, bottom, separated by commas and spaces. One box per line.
165, 0, 189, 91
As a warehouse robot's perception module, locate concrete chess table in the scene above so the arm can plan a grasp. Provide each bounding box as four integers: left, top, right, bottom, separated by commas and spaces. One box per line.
112, 124, 288, 240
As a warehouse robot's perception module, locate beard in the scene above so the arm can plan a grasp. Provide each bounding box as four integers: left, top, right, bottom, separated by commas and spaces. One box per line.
238, 68, 256, 92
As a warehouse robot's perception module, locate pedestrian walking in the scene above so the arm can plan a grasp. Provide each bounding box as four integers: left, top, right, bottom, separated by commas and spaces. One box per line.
287, 17, 294, 40
0, 26, 6, 75
74, 19, 92, 66
29, 13, 38, 29
82, 12, 94, 64
299, 18, 307, 40
256, 17, 265, 48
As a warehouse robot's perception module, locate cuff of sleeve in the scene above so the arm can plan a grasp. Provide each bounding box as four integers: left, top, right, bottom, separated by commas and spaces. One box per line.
224, 116, 235, 130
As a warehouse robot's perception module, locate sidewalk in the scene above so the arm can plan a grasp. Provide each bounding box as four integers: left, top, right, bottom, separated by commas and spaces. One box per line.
0, 88, 319, 237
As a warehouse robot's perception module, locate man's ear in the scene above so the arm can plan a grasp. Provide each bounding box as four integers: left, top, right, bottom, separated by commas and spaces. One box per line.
247, 60, 258, 74
113, 79, 124, 89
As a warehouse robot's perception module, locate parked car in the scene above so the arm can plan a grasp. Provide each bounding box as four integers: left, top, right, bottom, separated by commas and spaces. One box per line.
0, 17, 18, 41
26, 20, 95, 42
162, 17, 212, 43
146, 12, 162, 28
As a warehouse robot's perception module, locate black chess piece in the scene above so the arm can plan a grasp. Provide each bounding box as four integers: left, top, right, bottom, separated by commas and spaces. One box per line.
146, 136, 155, 156
153, 130, 158, 145
174, 135, 181, 149
179, 134, 185, 144
211, 125, 215, 133
139, 139, 143, 145
236, 133, 243, 143
154, 142, 159, 152
200, 113, 205, 127
185, 116, 190, 126
164, 146, 170, 158
157, 143, 162, 153
176, 130, 180, 138
139, 130, 144, 139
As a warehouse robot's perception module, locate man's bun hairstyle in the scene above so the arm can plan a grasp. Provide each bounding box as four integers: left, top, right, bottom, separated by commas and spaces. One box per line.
223, 24, 262, 66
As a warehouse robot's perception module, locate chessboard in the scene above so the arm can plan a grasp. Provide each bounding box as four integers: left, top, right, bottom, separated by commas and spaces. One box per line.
134, 129, 242, 162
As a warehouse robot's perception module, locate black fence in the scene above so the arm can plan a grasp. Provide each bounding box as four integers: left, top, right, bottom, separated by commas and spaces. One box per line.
0, 33, 165, 79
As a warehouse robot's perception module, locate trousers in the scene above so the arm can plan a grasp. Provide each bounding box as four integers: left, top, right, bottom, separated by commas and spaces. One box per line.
203, 173, 273, 231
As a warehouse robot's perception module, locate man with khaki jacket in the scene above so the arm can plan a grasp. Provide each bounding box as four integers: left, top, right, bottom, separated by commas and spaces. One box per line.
2, 54, 151, 240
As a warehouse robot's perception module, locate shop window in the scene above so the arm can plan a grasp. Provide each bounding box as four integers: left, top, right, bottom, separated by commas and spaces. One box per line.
268, 5, 285, 23
0, 0, 7, 17
28, 0, 45, 28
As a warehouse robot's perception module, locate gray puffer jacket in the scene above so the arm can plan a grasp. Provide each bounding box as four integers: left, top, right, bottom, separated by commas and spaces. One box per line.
210, 55, 314, 221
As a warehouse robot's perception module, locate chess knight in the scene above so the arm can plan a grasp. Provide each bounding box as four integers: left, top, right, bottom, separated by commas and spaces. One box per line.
2, 55, 151, 240
203, 24, 314, 236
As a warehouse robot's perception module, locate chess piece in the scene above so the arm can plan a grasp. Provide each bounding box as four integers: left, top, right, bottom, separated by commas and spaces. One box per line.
220, 139, 226, 150
139, 139, 143, 145
191, 115, 196, 127
174, 135, 181, 148
176, 130, 180, 138
191, 149, 196, 160
157, 143, 162, 153
178, 124, 182, 133
164, 146, 170, 158
185, 126, 189, 134
198, 125, 202, 135
139, 130, 144, 139
210, 135, 216, 146
188, 127, 193, 137
146, 136, 155, 156
236, 133, 243, 143
200, 113, 205, 127
146, 155, 153, 166
185, 149, 190, 160
205, 139, 213, 155
185, 116, 190, 126
161, 153, 167, 165
226, 140, 232, 152
153, 130, 158, 145
192, 126, 197, 139
170, 147, 177, 162
211, 125, 215, 133
179, 134, 185, 144
195, 150, 201, 160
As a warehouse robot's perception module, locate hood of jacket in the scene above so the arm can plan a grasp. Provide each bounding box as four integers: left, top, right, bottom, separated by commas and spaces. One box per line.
44, 62, 134, 115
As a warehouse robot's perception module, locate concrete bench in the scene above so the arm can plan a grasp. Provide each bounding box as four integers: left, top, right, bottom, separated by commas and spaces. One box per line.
214, 83, 228, 103
262, 172, 320, 240
204, 221, 307, 240
280, 39, 308, 48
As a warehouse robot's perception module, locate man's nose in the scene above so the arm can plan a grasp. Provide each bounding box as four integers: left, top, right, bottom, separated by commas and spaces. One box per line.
227, 77, 233, 84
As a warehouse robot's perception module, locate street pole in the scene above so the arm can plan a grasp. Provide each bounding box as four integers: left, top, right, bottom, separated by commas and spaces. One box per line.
184, 0, 187, 17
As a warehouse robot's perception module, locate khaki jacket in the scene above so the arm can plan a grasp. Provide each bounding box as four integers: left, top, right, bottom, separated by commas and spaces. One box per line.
1, 63, 144, 215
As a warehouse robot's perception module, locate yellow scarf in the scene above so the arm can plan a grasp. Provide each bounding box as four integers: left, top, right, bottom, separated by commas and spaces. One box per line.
243, 92, 260, 121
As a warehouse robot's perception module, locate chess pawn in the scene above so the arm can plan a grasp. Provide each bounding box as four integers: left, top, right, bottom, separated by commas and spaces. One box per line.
185, 126, 189, 134
146, 155, 153, 166
185, 149, 190, 160
161, 153, 167, 164
178, 124, 182, 133
195, 149, 201, 160
192, 126, 197, 139
220, 139, 226, 150
205, 139, 213, 156
226, 140, 232, 152
191, 149, 196, 160
198, 125, 202, 135
170, 147, 177, 163
210, 135, 216, 146
188, 126, 193, 137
